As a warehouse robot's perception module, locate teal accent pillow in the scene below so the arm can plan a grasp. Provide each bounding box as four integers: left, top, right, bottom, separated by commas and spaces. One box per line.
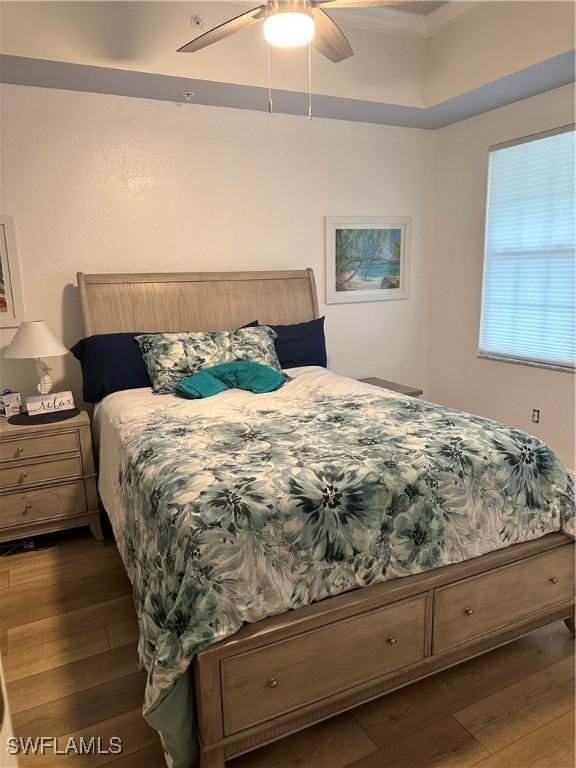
136, 326, 281, 394
175, 361, 288, 399
175, 369, 230, 399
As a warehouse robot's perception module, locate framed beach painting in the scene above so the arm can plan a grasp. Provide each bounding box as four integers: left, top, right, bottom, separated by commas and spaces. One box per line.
325, 216, 411, 304
0, 216, 25, 328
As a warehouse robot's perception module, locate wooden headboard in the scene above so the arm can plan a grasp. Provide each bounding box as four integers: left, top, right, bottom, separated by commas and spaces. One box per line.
77, 269, 319, 336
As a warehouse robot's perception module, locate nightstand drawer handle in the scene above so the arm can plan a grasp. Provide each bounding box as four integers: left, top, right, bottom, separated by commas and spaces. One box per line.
268, 678, 279, 689
19, 472, 27, 481
550, 577, 559, 584
464, 607, 474, 616
23, 503, 32, 516
387, 636, 398, 646
16, 446, 24, 456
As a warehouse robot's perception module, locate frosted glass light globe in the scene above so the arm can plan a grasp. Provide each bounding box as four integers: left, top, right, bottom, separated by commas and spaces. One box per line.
263, 12, 315, 48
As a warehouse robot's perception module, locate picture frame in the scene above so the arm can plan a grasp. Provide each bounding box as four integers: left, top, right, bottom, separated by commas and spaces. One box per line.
0, 216, 25, 328
325, 216, 411, 304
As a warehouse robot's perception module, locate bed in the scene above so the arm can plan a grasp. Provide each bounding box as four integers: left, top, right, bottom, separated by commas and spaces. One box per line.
78, 269, 575, 768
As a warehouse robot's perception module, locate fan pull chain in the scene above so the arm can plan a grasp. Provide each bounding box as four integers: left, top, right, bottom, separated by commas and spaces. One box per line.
267, 42, 274, 115
308, 42, 313, 121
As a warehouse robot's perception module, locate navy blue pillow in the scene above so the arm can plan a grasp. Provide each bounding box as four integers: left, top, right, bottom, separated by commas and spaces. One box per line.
71, 333, 151, 403
72, 322, 260, 403
267, 317, 327, 369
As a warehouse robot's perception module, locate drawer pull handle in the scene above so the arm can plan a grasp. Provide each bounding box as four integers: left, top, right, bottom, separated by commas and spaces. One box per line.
16, 447, 24, 455
268, 678, 279, 689
19, 472, 27, 481
464, 607, 474, 616
550, 577, 559, 584
23, 503, 32, 516
387, 636, 397, 646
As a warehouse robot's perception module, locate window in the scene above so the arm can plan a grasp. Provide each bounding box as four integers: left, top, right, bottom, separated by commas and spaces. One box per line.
479, 126, 575, 371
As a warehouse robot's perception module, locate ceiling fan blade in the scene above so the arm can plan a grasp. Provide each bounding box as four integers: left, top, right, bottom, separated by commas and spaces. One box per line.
178, 5, 266, 53
314, 0, 407, 8
311, 8, 353, 62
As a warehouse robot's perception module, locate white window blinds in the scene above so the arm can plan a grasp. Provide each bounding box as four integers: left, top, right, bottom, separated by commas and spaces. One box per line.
479, 127, 575, 370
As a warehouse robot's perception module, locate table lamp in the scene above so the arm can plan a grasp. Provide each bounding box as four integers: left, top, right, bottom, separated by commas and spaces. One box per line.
3, 320, 78, 424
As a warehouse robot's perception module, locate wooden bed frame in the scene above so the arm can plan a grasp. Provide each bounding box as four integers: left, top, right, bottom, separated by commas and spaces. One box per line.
77, 269, 575, 768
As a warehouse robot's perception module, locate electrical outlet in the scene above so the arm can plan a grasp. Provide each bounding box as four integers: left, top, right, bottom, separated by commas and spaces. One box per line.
532, 409, 541, 424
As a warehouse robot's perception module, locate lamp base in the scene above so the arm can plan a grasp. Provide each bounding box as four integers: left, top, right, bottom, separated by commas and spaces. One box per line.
8, 408, 80, 425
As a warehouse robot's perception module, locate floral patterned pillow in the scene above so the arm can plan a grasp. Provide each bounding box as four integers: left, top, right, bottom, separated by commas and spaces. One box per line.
136, 331, 231, 394
136, 327, 281, 394
228, 326, 281, 371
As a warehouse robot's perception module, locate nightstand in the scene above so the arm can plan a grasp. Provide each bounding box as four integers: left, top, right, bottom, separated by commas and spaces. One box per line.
0, 411, 102, 543
359, 378, 423, 398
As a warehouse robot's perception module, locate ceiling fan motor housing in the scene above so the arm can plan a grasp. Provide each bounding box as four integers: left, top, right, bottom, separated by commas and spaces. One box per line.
267, 0, 314, 14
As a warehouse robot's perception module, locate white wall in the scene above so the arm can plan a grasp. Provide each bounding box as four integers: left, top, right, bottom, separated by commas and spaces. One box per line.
427, 84, 575, 470
1, 82, 574, 470
0, 83, 435, 401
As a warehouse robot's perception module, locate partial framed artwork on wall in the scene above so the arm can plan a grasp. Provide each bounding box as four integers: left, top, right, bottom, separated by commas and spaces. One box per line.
0, 216, 25, 328
325, 216, 411, 304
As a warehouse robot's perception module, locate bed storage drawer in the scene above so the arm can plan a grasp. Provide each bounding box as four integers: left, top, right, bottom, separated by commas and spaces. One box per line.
433, 545, 575, 654
221, 594, 427, 734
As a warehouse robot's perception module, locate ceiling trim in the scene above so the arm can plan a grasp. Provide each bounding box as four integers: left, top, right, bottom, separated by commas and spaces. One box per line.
331, 7, 427, 37
426, 1, 483, 36
332, 1, 483, 38
0, 50, 573, 130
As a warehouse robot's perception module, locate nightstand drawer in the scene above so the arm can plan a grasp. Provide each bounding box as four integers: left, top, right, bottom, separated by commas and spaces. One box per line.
0, 432, 79, 463
1, 482, 87, 528
0, 456, 83, 490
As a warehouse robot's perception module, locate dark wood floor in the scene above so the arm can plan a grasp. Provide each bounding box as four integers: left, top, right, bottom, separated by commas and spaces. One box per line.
0, 529, 574, 768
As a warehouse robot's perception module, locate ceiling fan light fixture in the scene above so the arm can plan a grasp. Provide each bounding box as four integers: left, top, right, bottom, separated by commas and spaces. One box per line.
263, 11, 315, 48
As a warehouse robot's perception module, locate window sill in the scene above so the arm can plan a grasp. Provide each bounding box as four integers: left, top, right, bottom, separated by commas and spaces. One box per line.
477, 352, 575, 374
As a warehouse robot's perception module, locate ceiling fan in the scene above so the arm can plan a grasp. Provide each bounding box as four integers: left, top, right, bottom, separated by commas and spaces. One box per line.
177, 1, 406, 63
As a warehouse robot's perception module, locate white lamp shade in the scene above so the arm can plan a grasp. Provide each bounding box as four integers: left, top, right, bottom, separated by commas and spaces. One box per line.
3, 320, 68, 359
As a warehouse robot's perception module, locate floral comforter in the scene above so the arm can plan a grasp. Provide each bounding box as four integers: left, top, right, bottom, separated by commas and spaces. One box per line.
94, 367, 575, 767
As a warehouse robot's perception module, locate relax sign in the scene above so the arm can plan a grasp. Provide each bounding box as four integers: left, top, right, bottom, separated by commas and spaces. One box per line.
26, 391, 75, 415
